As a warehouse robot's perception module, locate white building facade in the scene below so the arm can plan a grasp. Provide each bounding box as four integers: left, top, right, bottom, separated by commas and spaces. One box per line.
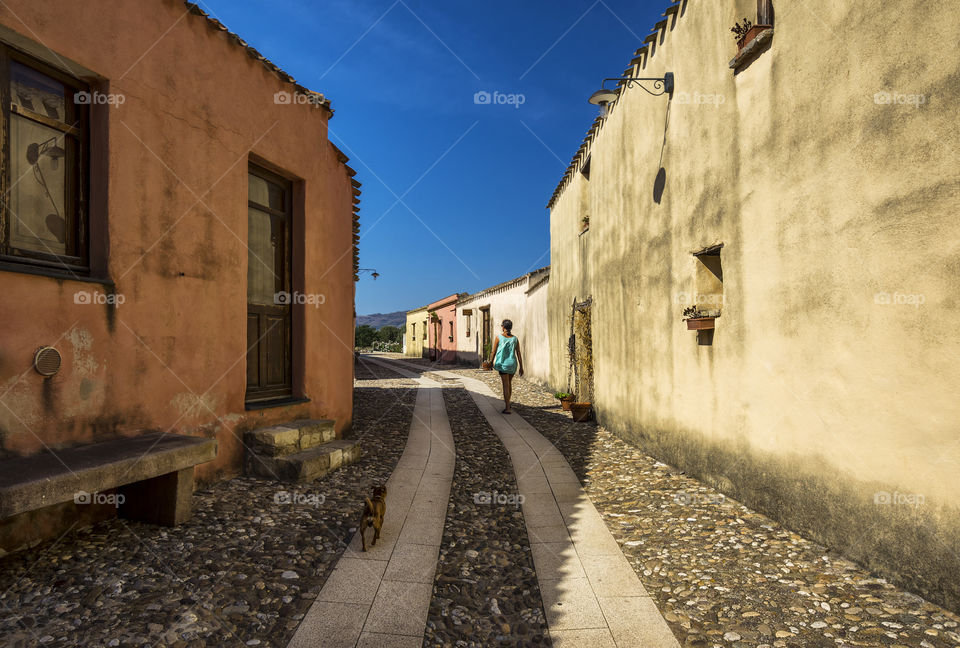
456, 267, 550, 384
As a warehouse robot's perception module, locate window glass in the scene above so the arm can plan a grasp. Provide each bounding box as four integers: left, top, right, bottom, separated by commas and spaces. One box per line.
11, 61, 66, 122
9, 116, 67, 254
247, 207, 284, 304
249, 173, 285, 211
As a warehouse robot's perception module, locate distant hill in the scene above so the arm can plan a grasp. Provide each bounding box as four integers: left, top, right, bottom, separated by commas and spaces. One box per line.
357, 311, 406, 329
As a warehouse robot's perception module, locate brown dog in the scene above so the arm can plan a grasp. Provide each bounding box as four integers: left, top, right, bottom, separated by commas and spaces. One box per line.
360, 485, 387, 552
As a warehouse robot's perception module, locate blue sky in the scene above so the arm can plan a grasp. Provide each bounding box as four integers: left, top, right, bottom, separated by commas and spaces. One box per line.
201, 0, 667, 315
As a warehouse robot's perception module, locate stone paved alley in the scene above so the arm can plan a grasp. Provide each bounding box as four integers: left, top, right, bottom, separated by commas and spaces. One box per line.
2, 355, 959, 647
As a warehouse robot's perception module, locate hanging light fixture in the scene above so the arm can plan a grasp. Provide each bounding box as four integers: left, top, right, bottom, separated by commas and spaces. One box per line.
588, 72, 674, 115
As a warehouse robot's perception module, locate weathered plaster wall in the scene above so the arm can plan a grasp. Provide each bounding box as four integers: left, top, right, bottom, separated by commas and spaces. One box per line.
0, 0, 355, 486
548, 0, 960, 610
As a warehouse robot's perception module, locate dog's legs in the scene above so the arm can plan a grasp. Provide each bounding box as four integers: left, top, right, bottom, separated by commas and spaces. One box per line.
372, 521, 381, 546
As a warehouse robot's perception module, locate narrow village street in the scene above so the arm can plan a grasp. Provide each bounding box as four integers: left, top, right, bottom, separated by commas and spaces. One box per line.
5, 356, 956, 647
0, 1, 956, 647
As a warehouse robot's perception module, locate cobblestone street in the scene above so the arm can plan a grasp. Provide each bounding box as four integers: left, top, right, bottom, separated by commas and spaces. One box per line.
2, 356, 958, 647
442, 362, 960, 648
0, 361, 417, 648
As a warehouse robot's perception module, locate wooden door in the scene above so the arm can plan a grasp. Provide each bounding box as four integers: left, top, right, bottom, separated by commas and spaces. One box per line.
481, 308, 491, 358
246, 165, 292, 403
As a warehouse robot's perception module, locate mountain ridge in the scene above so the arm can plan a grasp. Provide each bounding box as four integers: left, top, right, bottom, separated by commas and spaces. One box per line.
357, 311, 406, 329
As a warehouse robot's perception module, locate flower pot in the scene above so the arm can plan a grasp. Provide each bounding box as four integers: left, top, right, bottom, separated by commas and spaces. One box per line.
737, 25, 772, 52
685, 317, 716, 331
559, 396, 575, 411
570, 402, 593, 422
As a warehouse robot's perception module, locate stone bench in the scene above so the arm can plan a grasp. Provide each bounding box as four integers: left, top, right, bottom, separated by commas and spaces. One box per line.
0, 433, 217, 526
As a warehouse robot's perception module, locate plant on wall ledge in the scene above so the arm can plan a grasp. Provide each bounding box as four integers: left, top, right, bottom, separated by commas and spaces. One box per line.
682, 304, 720, 331
731, 16, 772, 53
730, 18, 753, 41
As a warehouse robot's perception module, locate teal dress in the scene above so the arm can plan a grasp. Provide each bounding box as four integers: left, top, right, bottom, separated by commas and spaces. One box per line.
493, 335, 519, 374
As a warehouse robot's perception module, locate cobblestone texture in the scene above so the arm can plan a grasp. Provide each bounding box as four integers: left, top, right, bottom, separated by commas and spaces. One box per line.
453, 366, 960, 648
423, 383, 550, 648
0, 359, 416, 648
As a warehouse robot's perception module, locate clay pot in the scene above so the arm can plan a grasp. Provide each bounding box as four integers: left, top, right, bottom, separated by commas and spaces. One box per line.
570, 402, 593, 422
685, 317, 715, 331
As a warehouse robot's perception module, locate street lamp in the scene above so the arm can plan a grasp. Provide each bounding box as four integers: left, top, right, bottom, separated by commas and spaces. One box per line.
588, 72, 674, 115
358, 268, 380, 280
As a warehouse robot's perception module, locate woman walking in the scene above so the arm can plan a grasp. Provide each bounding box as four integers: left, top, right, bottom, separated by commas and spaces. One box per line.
489, 319, 524, 414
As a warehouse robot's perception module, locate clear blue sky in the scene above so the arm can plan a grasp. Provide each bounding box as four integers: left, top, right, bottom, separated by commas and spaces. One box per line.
200, 0, 667, 315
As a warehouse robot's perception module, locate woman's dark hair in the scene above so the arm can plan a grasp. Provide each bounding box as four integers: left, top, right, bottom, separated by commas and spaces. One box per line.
501, 319, 513, 332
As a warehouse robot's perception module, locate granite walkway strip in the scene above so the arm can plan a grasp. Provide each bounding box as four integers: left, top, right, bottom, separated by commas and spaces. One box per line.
288, 363, 455, 648
376, 356, 680, 648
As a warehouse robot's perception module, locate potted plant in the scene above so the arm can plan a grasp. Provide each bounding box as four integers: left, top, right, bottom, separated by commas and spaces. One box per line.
554, 392, 575, 411
481, 342, 493, 370
682, 305, 720, 330
569, 402, 593, 422
731, 17, 772, 52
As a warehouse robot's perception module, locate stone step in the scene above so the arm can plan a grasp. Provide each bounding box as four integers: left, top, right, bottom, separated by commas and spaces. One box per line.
246, 419, 336, 457
246, 439, 362, 483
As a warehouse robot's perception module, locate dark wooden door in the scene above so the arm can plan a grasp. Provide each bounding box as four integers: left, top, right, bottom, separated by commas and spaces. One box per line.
481, 308, 491, 358
246, 166, 292, 403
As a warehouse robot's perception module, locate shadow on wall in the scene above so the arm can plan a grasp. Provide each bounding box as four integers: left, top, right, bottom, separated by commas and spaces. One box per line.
653, 167, 667, 204
652, 89, 673, 205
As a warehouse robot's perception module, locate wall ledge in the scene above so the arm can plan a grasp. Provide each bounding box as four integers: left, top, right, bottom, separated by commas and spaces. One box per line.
729, 27, 774, 69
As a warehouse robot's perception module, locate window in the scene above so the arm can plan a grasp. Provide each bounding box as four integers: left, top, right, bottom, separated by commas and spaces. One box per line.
1, 50, 89, 272
692, 244, 723, 346
412, 323, 416, 340
757, 0, 774, 26
448, 320, 453, 342
422, 320, 427, 340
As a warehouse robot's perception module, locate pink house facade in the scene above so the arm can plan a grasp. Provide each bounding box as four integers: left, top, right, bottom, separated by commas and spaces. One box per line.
426, 294, 462, 363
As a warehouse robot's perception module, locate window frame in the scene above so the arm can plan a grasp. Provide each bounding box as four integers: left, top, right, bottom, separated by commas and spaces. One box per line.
0, 46, 90, 274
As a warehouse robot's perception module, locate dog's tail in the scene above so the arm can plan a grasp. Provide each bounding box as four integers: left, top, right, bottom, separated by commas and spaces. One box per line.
364, 497, 374, 514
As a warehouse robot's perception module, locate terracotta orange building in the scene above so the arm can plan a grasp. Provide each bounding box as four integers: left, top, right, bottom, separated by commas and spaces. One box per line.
0, 1, 359, 549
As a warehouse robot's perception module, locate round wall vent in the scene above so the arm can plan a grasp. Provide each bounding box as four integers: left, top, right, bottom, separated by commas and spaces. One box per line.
34, 346, 62, 377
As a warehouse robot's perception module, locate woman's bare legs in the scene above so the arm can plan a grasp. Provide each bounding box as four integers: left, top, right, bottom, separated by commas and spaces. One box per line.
500, 373, 513, 413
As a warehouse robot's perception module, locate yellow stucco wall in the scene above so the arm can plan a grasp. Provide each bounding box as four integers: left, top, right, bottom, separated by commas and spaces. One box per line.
405, 307, 427, 358
548, 0, 960, 610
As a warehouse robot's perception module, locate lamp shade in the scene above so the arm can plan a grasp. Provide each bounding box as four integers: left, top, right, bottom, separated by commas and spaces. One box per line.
588, 87, 620, 106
